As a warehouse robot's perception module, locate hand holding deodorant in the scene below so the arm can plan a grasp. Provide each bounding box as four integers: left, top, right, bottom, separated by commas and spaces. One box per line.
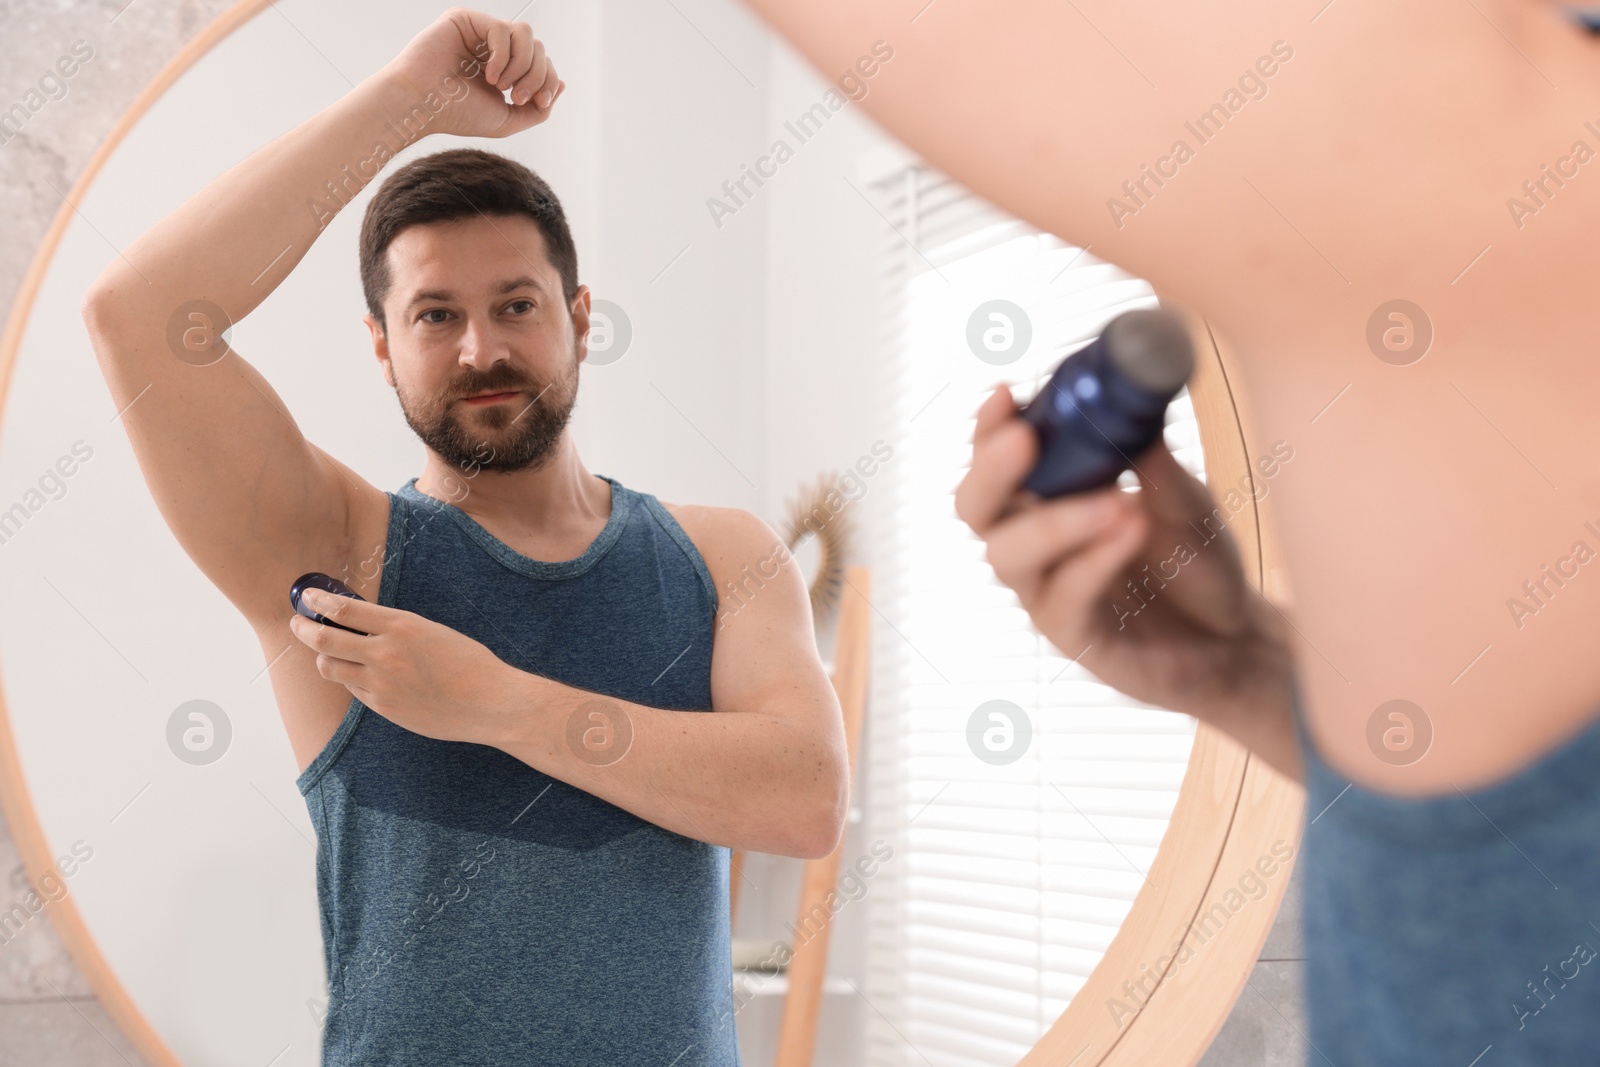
290, 572, 371, 636
1018, 308, 1195, 498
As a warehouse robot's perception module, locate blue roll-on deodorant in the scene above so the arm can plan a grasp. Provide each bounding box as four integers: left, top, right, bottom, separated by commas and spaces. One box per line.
290, 572, 370, 636
1017, 307, 1195, 498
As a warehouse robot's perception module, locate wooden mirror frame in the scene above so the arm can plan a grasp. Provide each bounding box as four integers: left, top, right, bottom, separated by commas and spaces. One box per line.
0, 4, 1305, 1063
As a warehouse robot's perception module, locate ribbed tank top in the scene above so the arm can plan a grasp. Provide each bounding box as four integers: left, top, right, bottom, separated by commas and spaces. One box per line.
1292, 674, 1600, 1064
296, 474, 740, 1066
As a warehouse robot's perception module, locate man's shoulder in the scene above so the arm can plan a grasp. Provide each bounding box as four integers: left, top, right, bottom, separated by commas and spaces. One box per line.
655, 501, 791, 581
655, 501, 806, 639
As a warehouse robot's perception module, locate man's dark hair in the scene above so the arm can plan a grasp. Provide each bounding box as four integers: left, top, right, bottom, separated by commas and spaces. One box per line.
359, 147, 579, 335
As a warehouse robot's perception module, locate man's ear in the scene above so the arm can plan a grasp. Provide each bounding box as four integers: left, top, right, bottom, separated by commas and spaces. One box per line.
364, 312, 395, 388
571, 284, 592, 365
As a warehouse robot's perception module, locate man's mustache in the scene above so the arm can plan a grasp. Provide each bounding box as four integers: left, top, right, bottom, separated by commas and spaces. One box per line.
450, 374, 538, 401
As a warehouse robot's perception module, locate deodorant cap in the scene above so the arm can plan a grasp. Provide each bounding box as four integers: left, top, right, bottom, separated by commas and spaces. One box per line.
1103, 309, 1194, 397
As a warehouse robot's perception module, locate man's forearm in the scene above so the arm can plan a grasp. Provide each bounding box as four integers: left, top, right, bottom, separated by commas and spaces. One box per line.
87, 69, 435, 315
472, 671, 849, 860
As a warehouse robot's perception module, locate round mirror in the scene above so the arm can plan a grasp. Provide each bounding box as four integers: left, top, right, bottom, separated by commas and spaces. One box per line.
0, 2, 1301, 1065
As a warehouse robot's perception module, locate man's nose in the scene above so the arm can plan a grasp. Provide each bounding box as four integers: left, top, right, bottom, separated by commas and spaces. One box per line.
457, 317, 509, 368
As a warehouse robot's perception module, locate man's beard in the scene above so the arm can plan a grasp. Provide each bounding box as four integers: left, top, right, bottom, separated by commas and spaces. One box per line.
395, 344, 580, 475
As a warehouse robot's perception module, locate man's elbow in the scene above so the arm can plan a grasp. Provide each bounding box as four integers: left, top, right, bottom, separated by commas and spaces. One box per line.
786, 758, 851, 861
80, 285, 130, 367
790, 811, 843, 862
80, 286, 115, 332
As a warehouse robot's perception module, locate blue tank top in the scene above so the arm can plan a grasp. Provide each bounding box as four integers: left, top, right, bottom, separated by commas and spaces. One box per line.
296, 474, 740, 1066
1292, 675, 1600, 1064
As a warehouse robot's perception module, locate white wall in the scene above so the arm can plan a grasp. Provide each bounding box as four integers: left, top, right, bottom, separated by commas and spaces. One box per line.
580, 0, 772, 512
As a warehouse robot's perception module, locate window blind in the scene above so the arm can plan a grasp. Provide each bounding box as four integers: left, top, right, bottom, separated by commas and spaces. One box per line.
856, 164, 1204, 1067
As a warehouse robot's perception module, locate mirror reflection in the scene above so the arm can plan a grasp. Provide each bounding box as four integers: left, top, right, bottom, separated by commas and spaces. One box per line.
1, 2, 1217, 1065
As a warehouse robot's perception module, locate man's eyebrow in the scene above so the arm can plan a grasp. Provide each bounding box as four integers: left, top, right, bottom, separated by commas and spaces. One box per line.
406, 276, 545, 311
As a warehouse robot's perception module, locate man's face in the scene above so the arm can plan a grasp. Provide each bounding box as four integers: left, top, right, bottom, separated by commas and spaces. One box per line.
370, 214, 589, 475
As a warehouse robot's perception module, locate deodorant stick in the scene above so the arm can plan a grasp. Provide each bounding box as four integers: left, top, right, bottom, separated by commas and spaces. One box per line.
1017, 308, 1195, 498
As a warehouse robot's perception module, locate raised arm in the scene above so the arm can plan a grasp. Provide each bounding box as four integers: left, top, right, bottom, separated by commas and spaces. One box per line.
79, 9, 562, 620
80, 73, 410, 617
739, 0, 1600, 795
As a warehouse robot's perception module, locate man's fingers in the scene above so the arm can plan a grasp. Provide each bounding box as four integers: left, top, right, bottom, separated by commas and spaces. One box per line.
501, 23, 534, 91
518, 57, 558, 110
505, 32, 549, 105
982, 485, 1130, 595
480, 17, 514, 86
988, 490, 1140, 613
542, 61, 561, 108
312, 650, 363, 689
299, 589, 387, 636
1029, 505, 1150, 642
971, 382, 1017, 443
290, 613, 370, 663
1131, 435, 1221, 528
953, 418, 1037, 534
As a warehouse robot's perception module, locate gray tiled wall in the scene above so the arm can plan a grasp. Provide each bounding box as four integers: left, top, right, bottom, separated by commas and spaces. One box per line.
0, 815, 151, 1064
1198, 857, 1309, 1067
0, 3, 1309, 1064
3, 4, 224, 1059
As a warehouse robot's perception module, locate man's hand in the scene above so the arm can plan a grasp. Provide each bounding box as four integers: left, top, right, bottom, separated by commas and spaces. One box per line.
288, 571, 847, 856
954, 383, 1299, 771
289, 587, 521, 744
380, 8, 566, 140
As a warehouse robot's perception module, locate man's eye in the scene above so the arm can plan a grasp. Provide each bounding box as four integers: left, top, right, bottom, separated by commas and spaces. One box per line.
421, 309, 450, 324
509, 300, 534, 314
